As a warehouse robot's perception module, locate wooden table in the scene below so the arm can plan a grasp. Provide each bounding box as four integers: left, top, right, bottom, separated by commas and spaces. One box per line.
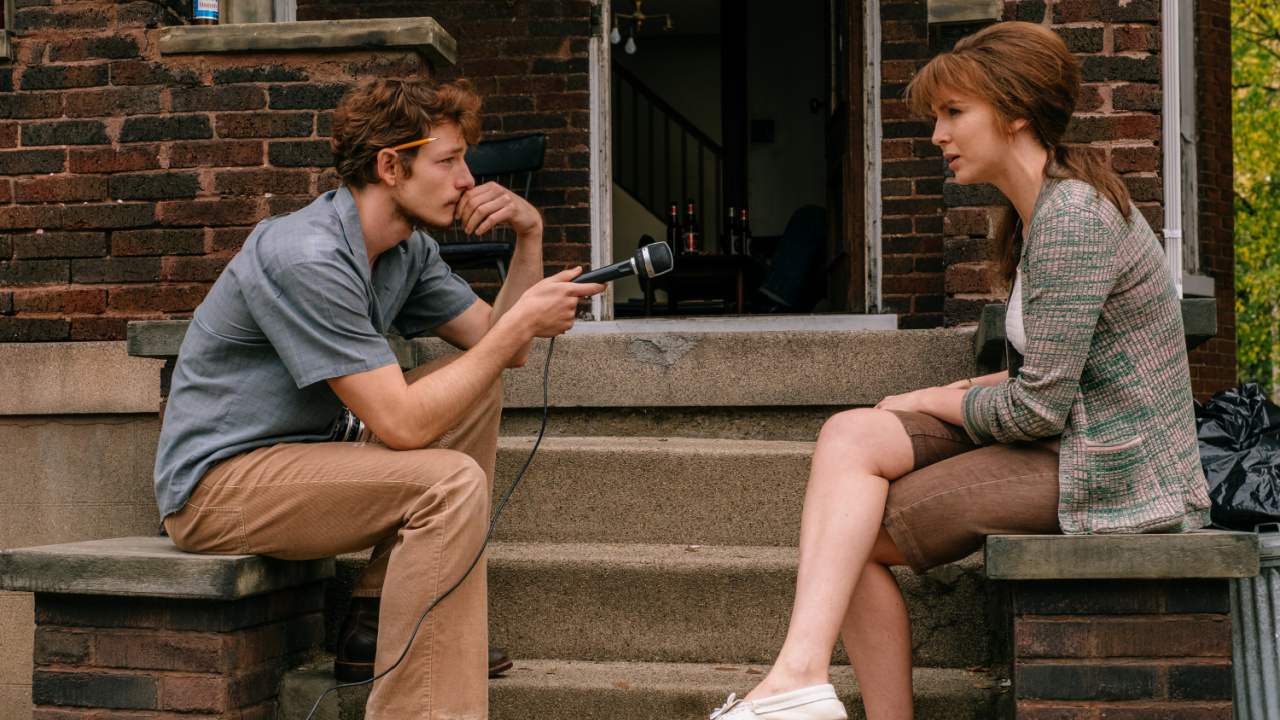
640, 253, 750, 316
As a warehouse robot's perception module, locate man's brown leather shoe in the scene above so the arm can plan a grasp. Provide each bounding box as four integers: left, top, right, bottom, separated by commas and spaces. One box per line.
334, 597, 513, 681
488, 645, 513, 676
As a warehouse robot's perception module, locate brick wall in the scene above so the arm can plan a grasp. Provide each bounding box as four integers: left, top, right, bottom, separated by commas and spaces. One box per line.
30, 583, 325, 718
295, 0, 595, 290
1011, 578, 1233, 719
924, 0, 1235, 398
1187, 0, 1236, 400
880, 0, 947, 328
937, 0, 1166, 331
0, 0, 593, 342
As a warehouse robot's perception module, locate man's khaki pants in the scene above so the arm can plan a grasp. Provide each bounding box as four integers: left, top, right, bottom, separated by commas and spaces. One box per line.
165, 355, 500, 720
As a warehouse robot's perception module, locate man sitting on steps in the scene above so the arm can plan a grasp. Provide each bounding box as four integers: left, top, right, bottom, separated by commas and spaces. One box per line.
152, 77, 604, 719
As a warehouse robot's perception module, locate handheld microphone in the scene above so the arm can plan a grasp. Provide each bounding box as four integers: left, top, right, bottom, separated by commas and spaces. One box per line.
573, 242, 675, 284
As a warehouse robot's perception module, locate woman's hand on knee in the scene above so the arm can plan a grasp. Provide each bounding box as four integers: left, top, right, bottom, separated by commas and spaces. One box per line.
875, 388, 934, 413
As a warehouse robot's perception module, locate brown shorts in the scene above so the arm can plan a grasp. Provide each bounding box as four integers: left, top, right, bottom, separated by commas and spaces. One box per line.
882, 410, 1061, 574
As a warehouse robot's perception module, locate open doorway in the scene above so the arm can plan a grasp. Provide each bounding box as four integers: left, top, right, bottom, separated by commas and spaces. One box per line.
607, 0, 867, 317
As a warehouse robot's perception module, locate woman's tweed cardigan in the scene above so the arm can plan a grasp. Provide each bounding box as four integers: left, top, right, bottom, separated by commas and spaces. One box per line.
961, 178, 1211, 534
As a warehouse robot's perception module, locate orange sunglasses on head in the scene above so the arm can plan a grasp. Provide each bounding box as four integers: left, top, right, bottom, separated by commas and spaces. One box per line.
390, 137, 437, 151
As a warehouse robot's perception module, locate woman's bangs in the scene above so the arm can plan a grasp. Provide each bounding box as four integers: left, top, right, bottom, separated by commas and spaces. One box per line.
908, 55, 985, 120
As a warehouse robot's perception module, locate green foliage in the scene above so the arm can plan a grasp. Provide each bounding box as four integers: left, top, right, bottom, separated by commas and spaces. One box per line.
1235, 0, 1280, 390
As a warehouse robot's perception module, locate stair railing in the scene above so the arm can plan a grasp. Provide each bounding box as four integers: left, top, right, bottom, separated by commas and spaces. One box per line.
611, 61, 723, 244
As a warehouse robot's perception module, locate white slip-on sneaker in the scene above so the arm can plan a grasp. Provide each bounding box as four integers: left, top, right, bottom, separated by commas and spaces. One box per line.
709, 685, 848, 720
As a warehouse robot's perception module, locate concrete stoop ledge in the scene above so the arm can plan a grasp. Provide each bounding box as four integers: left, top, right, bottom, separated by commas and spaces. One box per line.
987, 530, 1257, 718
0, 537, 334, 717
277, 659, 1007, 720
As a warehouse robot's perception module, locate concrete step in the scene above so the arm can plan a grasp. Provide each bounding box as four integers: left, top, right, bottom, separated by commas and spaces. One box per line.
497, 405, 837, 441
490, 436, 814, 545
277, 658, 1008, 720
323, 544, 999, 670
486, 543, 996, 668
402, 328, 980, 410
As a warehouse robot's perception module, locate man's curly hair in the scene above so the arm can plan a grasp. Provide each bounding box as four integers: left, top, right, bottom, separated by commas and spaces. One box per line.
330, 78, 482, 188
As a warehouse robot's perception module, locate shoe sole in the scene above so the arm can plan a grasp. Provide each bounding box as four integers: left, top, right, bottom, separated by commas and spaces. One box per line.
333, 659, 515, 682
334, 660, 374, 683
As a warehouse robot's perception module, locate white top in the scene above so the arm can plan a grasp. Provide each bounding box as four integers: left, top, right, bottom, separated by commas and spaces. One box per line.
1006, 268, 1026, 354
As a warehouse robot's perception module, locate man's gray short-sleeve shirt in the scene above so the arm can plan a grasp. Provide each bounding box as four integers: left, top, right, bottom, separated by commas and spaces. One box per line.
154, 186, 478, 519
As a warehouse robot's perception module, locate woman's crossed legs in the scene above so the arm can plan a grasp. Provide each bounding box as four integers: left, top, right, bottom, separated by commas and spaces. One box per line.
738, 407, 1060, 720
743, 408, 915, 716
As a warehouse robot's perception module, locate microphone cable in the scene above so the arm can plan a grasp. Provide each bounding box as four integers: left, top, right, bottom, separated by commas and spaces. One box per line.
304, 336, 558, 720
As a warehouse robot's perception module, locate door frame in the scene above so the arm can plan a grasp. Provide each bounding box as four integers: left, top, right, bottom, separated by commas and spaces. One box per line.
586, 0, 883, 321
862, 0, 883, 313
589, 0, 612, 320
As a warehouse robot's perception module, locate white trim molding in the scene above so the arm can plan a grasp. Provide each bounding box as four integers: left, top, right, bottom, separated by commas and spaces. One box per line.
588, 0, 612, 321
864, 0, 883, 312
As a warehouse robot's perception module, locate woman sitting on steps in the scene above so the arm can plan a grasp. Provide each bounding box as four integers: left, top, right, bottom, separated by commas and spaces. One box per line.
709, 21, 1211, 720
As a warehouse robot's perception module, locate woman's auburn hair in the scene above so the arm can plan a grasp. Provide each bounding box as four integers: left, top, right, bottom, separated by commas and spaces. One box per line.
905, 21, 1133, 287
330, 78, 483, 189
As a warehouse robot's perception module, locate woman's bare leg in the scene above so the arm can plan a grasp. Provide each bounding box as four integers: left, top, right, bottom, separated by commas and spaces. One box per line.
842, 528, 914, 720
744, 408, 914, 701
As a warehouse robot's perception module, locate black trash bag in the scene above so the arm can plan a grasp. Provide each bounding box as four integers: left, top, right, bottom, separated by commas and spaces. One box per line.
1195, 383, 1280, 531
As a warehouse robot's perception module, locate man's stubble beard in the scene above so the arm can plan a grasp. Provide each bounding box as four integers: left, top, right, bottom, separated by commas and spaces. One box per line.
390, 192, 451, 236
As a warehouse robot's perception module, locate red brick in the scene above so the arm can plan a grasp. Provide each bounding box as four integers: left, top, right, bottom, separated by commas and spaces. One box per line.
93, 630, 226, 672
18, 63, 109, 91
33, 628, 91, 665
230, 614, 324, 668
944, 207, 991, 236
162, 255, 230, 282
70, 315, 131, 341
945, 296, 997, 326
63, 203, 155, 230
267, 197, 312, 216
109, 60, 199, 87
69, 146, 162, 174
214, 169, 309, 196
13, 288, 106, 314
536, 92, 589, 111
1016, 618, 1093, 658
945, 264, 992, 293
0, 316, 70, 340
209, 227, 252, 253
112, 229, 205, 256
160, 674, 228, 713
64, 86, 162, 118
169, 140, 264, 168
1077, 84, 1105, 113
1098, 705, 1231, 720
15, 176, 109, 204
1115, 25, 1161, 53
171, 85, 268, 113
110, 285, 209, 312
0, 179, 10, 203
0, 205, 63, 231
1016, 705, 1091, 720
0, 123, 16, 149
1099, 617, 1232, 657
157, 199, 262, 227
1113, 146, 1161, 174
1064, 114, 1160, 143
1114, 84, 1162, 112
12, 232, 107, 260
215, 112, 314, 139
882, 274, 943, 295
317, 168, 340, 194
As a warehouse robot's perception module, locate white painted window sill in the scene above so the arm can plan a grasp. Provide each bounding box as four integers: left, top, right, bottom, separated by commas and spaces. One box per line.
158, 18, 456, 67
